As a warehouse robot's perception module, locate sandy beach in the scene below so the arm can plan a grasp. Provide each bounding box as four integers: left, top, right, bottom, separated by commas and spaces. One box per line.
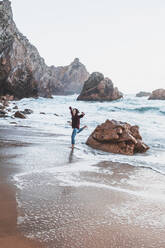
0, 125, 165, 248
0, 181, 42, 248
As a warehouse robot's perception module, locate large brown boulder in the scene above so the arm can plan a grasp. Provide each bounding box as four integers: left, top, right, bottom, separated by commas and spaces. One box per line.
86, 119, 149, 155
148, 89, 165, 100
0, 1, 89, 99
77, 72, 123, 101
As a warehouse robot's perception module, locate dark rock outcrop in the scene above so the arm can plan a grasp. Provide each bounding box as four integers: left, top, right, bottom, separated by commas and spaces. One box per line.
86, 119, 149, 155
0, 0, 89, 99
77, 72, 123, 101
22, 109, 33, 115
0, 110, 6, 115
136, 91, 151, 97
0, 94, 13, 117
0, 103, 4, 109
148, 89, 165, 100
0, 113, 8, 117
0, 109, 8, 117
13, 105, 18, 109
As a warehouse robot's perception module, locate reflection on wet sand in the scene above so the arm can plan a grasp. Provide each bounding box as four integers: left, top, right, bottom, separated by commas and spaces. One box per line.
68, 149, 74, 163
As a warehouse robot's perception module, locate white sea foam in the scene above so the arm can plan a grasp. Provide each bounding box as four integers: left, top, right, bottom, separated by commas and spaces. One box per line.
3, 94, 164, 174
2, 94, 165, 176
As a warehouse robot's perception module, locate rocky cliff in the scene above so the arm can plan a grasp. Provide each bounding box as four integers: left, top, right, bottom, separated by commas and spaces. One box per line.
0, 0, 89, 99
77, 72, 123, 101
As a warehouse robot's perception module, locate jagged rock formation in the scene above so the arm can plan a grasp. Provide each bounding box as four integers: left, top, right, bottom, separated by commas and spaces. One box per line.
49, 58, 89, 95
148, 89, 165, 100
77, 72, 123, 101
136, 91, 151, 97
86, 119, 149, 155
0, 0, 89, 99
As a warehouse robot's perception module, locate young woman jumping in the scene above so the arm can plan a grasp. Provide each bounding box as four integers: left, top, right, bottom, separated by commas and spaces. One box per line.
69, 106, 87, 149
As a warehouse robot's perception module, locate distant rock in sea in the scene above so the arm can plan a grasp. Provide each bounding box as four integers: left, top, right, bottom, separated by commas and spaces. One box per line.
77, 72, 123, 101
86, 119, 149, 155
148, 89, 165, 100
136, 91, 151, 97
0, 0, 89, 99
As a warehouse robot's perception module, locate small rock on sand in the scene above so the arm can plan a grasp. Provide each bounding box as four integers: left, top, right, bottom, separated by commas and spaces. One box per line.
14, 111, 26, 119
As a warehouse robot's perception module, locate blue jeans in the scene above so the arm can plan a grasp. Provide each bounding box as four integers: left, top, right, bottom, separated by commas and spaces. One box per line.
71, 128, 84, 145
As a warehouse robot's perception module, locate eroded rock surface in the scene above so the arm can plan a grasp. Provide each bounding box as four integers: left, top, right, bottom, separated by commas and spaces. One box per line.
148, 89, 165, 100
86, 119, 149, 155
77, 72, 123, 101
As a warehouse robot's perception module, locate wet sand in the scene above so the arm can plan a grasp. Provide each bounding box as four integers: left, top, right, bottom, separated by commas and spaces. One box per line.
0, 183, 42, 248
0, 125, 165, 248
0, 126, 44, 248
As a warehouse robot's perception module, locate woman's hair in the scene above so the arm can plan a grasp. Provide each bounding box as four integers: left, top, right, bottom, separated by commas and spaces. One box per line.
73, 108, 79, 115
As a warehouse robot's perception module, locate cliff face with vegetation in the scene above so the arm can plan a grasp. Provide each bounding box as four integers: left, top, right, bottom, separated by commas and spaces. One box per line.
0, 0, 89, 99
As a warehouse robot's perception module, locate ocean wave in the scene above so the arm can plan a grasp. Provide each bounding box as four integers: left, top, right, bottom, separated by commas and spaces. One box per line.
133, 106, 160, 112
98, 106, 162, 114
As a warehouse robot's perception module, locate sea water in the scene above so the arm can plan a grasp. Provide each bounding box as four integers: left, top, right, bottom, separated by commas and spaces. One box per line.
3, 94, 165, 174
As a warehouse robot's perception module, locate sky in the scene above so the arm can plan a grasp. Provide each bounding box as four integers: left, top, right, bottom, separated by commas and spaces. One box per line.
10, 0, 165, 93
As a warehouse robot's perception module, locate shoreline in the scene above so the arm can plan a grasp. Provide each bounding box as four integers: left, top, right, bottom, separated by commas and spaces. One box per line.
0, 181, 43, 248
0, 144, 43, 248
0, 124, 46, 247
0, 124, 165, 248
